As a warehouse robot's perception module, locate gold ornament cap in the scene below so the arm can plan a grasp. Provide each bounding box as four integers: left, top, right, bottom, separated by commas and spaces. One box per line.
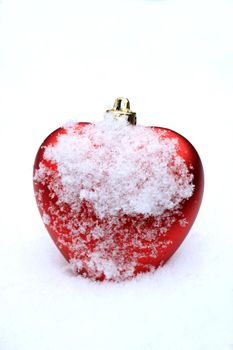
106, 97, 137, 125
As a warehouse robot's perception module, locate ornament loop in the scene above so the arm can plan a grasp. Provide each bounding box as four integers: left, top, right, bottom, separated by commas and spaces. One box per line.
106, 97, 137, 125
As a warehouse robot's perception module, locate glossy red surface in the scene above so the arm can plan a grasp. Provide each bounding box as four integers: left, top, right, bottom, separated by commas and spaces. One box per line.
33, 122, 204, 281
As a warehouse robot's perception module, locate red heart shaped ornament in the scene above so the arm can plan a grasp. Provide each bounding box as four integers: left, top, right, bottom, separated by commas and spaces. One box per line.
33, 98, 204, 281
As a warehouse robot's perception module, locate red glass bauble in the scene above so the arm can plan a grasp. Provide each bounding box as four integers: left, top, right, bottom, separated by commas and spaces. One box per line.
33, 99, 204, 281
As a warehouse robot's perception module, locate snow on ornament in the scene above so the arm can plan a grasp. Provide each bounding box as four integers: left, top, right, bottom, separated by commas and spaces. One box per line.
33, 97, 204, 281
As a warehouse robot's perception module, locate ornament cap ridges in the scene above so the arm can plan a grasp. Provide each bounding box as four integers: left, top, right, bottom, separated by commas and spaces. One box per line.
106, 97, 137, 125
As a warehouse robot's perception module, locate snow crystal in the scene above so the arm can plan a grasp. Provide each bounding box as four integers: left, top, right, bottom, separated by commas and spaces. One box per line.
42, 213, 50, 225
179, 218, 189, 227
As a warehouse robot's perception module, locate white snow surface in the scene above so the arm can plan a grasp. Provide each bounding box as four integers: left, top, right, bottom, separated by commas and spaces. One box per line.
0, 0, 233, 349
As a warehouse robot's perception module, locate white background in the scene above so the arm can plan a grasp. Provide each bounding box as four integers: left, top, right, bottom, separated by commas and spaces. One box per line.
0, 0, 233, 349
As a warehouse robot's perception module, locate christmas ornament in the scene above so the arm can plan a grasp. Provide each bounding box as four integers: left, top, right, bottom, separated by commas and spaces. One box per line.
33, 97, 204, 281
